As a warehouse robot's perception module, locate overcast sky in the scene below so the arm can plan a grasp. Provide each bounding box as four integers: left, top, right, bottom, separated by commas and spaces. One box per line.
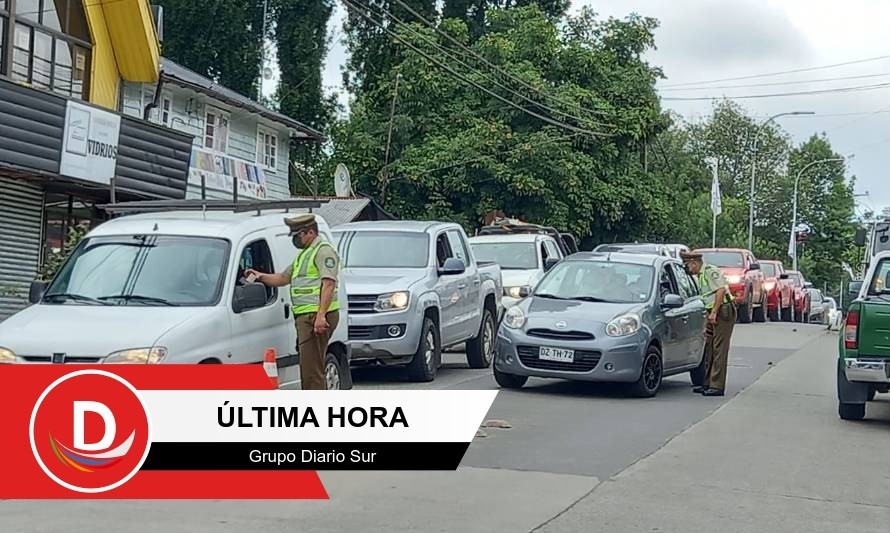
269, 0, 889, 215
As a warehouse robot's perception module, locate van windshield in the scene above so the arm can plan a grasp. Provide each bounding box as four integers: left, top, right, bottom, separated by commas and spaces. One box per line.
43, 235, 230, 306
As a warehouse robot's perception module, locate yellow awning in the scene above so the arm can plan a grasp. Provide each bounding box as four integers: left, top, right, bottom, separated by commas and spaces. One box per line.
86, 0, 160, 83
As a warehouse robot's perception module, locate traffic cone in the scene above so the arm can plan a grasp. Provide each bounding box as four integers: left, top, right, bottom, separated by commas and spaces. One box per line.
263, 348, 279, 389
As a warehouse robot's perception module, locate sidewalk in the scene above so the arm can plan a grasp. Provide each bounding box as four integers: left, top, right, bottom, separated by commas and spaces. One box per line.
537, 328, 890, 533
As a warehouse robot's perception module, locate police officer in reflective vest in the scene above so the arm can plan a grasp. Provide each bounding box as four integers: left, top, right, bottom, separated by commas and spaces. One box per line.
680, 251, 736, 397
245, 214, 340, 390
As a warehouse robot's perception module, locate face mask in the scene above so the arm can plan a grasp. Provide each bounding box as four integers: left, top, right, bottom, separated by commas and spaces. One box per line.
292, 236, 303, 248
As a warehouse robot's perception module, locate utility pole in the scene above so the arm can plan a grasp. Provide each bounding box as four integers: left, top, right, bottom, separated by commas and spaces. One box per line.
380, 73, 401, 205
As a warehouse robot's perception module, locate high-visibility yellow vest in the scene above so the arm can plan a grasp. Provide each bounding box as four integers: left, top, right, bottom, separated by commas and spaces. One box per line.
290, 240, 340, 316
697, 264, 735, 310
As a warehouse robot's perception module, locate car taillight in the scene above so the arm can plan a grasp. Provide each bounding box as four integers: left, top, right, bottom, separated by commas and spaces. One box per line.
844, 310, 859, 349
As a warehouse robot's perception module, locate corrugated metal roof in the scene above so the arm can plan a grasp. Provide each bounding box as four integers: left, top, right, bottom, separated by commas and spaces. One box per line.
314, 198, 371, 226
159, 58, 325, 142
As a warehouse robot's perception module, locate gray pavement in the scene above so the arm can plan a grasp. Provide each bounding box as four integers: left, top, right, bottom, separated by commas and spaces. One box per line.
3, 322, 885, 532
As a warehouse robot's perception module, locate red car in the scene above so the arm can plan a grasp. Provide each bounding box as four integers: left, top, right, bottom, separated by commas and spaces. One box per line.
783, 270, 812, 322
695, 247, 767, 323
759, 260, 794, 322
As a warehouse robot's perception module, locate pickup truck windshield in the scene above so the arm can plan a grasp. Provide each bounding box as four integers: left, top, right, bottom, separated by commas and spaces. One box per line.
536, 261, 654, 303
760, 263, 778, 277
340, 231, 430, 268
701, 251, 744, 268
43, 235, 230, 306
787, 273, 802, 287
867, 258, 890, 295
470, 242, 537, 269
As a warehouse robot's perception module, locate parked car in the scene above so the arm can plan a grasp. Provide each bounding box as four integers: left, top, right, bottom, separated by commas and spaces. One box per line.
492, 252, 708, 397
806, 288, 826, 323
694, 248, 766, 323
759, 260, 794, 322
783, 270, 812, 323
468, 232, 563, 309
836, 251, 890, 420
0, 202, 353, 389
823, 297, 843, 330
333, 221, 503, 382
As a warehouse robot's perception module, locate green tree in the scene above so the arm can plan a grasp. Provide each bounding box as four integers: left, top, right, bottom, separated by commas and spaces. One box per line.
157, 0, 268, 97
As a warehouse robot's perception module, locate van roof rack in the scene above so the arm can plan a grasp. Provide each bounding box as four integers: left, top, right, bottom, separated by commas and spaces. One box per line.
99, 198, 330, 215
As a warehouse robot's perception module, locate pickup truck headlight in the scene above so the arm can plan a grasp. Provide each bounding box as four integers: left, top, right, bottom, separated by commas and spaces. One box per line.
504, 286, 525, 299
503, 306, 526, 329
606, 314, 641, 337
104, 347, 167, 364
0, 347, 15, 364
726, 275, 742, 284
375, 291, 410, 312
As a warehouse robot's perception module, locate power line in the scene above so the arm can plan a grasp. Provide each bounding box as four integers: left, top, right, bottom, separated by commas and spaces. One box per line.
353, 0, 613, 129
658, 72, 890, 91
660, 55, 890, 88
389, 0, 610, 119
662, 82, 890, 101
340, 0, 613, 138
822, 109, 890, 134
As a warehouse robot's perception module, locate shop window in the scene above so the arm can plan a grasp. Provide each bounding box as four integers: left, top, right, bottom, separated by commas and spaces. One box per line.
257, 126, 278, 170
3, 0, 92, 100
204, 108, 230, 153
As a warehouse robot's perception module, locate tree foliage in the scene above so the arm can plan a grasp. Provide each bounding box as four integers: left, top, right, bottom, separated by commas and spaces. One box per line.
156, 0, 268, 97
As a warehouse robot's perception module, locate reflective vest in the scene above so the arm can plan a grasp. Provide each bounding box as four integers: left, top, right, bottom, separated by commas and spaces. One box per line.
697, 264, 735, 310
290, 240, 340, 316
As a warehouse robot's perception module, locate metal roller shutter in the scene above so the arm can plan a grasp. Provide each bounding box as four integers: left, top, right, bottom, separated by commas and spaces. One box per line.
0, 178, 44, 321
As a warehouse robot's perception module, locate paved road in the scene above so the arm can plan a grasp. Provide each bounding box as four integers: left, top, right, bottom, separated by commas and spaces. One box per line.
0, 323, 831, 532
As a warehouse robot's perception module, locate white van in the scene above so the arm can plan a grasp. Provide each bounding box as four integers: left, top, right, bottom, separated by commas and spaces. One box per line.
0, 202, 352, 390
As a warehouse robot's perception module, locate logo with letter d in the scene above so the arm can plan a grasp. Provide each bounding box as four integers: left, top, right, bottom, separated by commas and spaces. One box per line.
30, 370, 152, 493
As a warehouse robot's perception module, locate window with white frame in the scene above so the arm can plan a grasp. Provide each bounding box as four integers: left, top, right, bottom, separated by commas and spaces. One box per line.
204, 108, 230, 153
141, 88, 173, 126
257, 126, 278, 170
159, 93, 172, 126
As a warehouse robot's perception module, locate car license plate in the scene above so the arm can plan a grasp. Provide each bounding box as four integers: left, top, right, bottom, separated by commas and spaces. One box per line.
539, 346, 574, 363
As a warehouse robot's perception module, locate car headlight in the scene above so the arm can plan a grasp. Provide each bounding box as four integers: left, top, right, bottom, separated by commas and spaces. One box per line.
504, 286, 526, 299
374, 291, 410, 312
764, 281, 776, 291
104, 347, 167, 364
0, 347, 16, 364
606, 314, 641, 337
503, 306, 526, 329
726, 275, 742, 284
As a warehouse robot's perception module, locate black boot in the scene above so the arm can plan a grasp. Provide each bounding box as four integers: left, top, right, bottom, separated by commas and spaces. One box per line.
692, 386, 705, 393
702, 388, 724, 397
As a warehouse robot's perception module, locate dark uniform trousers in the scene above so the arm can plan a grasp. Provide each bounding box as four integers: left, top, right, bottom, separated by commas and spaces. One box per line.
295, 311, 340, 390
702, 303, 737, 391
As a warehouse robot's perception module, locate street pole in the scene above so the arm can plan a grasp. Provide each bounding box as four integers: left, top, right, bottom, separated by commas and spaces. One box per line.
748, 111, 814, 251
712, 211, 717, 248
791, 156, 846, 271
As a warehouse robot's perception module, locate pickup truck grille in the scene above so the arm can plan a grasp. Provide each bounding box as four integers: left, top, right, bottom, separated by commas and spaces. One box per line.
348, 294, 379, 314
527, 328, 595, 341
516, 345, 601, 372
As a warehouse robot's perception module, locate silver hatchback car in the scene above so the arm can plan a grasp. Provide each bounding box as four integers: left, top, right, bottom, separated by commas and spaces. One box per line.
493, 252, 708, 397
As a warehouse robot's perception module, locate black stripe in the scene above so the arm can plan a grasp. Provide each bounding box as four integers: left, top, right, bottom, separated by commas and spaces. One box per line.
141, 442, 470, 470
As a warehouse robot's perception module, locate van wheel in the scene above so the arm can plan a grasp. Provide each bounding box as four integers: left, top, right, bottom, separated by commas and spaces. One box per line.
838, 402, 865, 420
629, 345, 663, 398
467, 307, 495, 369
494, 365, 528, 389
407, 317, 440, 382
324, 352, 342, 390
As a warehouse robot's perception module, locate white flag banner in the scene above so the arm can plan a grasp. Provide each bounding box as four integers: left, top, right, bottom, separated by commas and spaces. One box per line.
710, 164, 722, 216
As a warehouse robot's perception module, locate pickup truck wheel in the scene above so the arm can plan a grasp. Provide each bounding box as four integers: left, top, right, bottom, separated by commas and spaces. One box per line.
628, 345, 663, 398
324, 352, 342, 390
838, 402, 866, 420
781, 303, 793, 322
737, 293, 753, 324
494, 365, 528, 389
753, 293, 767, 323
407, 317, 440, 382
768, 301, 779, 322
466, 307, 495, 369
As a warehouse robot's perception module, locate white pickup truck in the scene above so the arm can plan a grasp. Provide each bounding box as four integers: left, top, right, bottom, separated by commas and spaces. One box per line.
468, 232, 564, 308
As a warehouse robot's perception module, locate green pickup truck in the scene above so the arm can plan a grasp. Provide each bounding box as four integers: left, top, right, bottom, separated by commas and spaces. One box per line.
837, 250, 890, 420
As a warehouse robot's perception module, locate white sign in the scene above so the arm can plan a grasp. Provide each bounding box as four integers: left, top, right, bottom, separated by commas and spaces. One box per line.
188, 168, 267, 200
59, 100, 121, 184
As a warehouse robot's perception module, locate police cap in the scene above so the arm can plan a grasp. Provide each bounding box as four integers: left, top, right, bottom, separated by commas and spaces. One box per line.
284, 213, 317, 234
679, 251, 703, 263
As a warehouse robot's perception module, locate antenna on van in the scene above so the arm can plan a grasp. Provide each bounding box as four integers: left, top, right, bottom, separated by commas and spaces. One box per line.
202, 202, 206, 221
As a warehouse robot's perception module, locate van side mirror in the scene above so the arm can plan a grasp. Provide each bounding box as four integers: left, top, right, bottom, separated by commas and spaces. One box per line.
233, 283, 268, 313
29, 280, 49, 304
662, 294, 684, 309
854, 228, 867, 246
544, 257, 559, 271
848, 281, 863, 296
439, 257, 466, 276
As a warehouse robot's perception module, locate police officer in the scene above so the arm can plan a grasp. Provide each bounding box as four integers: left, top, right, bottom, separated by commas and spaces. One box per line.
680, 251, 736, 397
245, 214, 340, 390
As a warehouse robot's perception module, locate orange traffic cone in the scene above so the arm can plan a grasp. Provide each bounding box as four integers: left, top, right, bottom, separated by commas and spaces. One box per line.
263, 348, 279, 389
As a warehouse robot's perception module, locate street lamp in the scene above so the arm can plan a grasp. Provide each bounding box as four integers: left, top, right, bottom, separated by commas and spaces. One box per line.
748, 111, 815, 251
791, 155, 850, 270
